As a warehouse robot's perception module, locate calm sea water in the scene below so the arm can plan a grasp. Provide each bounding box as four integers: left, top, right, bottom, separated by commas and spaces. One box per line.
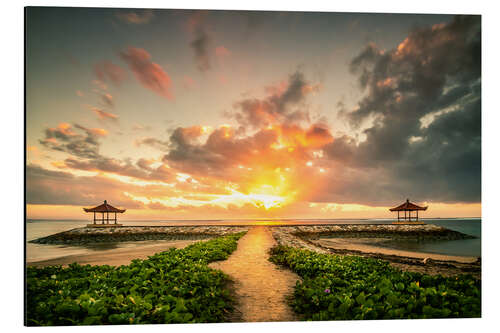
25, 218, 481, 262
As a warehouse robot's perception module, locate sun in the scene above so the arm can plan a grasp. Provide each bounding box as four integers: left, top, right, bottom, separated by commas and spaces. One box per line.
245, 192, 286, 210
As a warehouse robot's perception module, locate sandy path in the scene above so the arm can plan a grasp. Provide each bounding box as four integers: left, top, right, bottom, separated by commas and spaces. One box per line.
209, 226, 300, 322
27, 240, 200, 267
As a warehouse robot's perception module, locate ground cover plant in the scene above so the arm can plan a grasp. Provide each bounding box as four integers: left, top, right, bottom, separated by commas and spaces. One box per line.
26, 232, 246, 326
270, 245, 480, 320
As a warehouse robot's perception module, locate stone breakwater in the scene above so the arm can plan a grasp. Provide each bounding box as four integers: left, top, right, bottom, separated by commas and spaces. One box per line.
30, 226, 249, 245
271, 224, 480, 278
273, 224, 474, 241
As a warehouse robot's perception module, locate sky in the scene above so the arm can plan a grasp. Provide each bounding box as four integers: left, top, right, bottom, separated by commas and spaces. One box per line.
25, 7, 481, 220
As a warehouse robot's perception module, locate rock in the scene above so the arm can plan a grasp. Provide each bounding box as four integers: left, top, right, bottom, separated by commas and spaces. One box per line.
30, 226, 250, 245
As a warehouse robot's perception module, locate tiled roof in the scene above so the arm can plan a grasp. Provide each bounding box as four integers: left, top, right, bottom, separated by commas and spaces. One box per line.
83, 200, 126, 213
389, 199, 428, 211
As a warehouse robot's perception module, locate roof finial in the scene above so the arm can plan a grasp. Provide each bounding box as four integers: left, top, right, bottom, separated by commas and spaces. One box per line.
104, 200, 107, 204
406, 198, 409, 202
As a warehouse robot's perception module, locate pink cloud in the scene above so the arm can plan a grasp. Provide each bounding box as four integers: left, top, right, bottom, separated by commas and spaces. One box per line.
90, 107, 119, 121
215, 46, 231, 58
183, 76, 196, 90
119, 47, 173, 100
94, 61, 127, 86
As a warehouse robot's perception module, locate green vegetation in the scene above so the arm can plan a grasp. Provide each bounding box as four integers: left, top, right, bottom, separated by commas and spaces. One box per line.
26, 232, 245, 326
270, 245, 480, 320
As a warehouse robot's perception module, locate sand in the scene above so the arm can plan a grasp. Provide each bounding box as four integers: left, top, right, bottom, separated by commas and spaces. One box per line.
26, 239, 202, 267
272, 226, 480, 279
27, 225, 481, 322
209, 226, 300, 322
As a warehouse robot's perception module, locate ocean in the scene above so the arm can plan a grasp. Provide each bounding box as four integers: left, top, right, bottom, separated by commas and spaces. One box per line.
25, 218, 481, 263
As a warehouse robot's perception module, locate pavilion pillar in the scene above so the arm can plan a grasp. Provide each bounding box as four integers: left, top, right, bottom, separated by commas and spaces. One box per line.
93, 211, 96, 224
417, 210, 419, 221
397, 211, 400, 221
404, 210, 407, 221
102, 212, 104, 224
114, 212, 117, 224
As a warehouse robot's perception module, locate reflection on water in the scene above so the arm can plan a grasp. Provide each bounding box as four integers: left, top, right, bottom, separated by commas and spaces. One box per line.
367, 219, 481, 257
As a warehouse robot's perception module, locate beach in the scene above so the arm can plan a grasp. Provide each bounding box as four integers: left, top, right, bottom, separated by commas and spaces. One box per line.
26, 221, 482, 323
27, 222, 480, 277
27, 239, 203, 267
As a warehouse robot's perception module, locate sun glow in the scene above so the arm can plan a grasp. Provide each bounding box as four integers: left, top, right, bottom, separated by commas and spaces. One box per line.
214, 189, 287, 209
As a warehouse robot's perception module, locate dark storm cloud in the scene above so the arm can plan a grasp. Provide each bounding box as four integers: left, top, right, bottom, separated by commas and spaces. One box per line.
232, 71, 313, 129
323, 15, 481, 205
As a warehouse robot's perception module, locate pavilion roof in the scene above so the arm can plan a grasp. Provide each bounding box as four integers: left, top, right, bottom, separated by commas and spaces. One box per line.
83, 200, 126, 213
389, 199, 428, 211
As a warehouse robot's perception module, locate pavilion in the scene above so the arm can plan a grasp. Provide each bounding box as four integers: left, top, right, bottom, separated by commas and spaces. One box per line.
389, 199, 428, 224
83, 200, 126, 227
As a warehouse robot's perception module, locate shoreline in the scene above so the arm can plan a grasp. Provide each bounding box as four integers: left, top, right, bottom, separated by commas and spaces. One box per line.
28, 224, 480, 278
27, 239, 204, 267
29, 223, 475, 245
272, 225, 481, 279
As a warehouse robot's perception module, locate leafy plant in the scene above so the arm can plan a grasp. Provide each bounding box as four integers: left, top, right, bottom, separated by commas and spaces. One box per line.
269, 245, 480, 320
26, 232, 246, 326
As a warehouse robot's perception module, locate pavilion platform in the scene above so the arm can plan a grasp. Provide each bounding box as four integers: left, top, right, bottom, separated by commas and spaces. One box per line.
86, 224, 123, 228
389, 199, 428, 224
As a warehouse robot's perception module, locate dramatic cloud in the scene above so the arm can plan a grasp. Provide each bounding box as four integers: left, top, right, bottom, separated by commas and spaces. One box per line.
94, 61, 127, 86
322, 15, 481, 205
39, 125, 175, 185
26, 164, 144, 208
164, 121, 333, 195
62, 157, 174, 183
39, 123, 107, 159
120, 47, 173, 99
115, 10, 154, 24
231, 71, 318, 129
